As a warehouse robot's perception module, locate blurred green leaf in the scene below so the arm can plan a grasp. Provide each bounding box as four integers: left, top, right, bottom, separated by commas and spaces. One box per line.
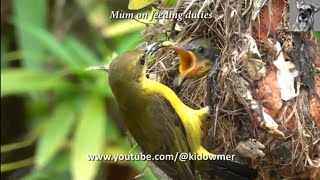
72, 93, 106, 180
128, 0, 154, 10
13, 20, 80, 69
13, 0, 48, 69
45, 151, 71, 176
114, 32, 143, 53
1, 69, 72, 96
21, 153, 71, 180
102, 20, 144, 38
314, 32, 320, 42
1, 38, 8, 68
163, 0, 177, 6
35, 100, 77, 168
23, 170, 69, 180
23, 152, 71, 180
1, 138, 35, 153
76, 0, 110, 29
1, 157, 34, 172
93, 71, 113, 96
5, 50, 55, 63
63, 36, 100, 66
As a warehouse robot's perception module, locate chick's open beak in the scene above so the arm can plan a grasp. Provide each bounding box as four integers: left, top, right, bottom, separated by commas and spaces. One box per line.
144, 41, 197, 88
172, 48, 198, 87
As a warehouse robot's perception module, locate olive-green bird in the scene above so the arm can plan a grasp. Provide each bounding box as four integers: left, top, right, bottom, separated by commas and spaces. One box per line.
104, 43, 257, 180
171, 39, 220, 88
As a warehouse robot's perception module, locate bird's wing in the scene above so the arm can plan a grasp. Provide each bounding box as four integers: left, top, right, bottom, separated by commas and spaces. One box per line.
146, 94, 196, 180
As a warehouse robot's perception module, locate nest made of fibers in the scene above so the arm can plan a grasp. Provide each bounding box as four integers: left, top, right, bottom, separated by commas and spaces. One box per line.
143, 0, 320, 179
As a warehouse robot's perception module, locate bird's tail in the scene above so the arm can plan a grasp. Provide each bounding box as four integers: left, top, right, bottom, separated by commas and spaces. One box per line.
199, 159, 258, 180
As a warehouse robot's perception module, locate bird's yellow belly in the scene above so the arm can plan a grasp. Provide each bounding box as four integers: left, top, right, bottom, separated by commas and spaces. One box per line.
142, 78, 209, 155
181, 109, 204, 154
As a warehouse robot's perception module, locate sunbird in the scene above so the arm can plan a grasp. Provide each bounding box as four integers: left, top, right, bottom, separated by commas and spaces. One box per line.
98, 42, 257, 180
171, 39, 220, 88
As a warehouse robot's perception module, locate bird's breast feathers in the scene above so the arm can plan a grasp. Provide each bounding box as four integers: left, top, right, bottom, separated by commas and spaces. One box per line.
141, 77, 209, 152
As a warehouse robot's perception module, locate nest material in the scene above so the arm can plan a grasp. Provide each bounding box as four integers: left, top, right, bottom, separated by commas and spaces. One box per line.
144, 0, 320, 179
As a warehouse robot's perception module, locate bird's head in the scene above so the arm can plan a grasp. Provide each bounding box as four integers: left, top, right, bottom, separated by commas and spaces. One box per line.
87, 41, 169, 87
109, 50, 147, 83
171, 39, 220, 88
107, 42, 168, 88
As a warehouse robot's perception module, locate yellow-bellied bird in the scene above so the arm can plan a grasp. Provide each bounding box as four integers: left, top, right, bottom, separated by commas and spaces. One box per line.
102, 42, 257, 180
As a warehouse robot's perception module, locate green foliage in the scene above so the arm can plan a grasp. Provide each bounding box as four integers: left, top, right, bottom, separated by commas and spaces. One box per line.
14, 20, 81, 68
1, 37, 8, 68
1, 69, 72, 96
72, 93, 106, 180
23, 152, 71, 180
62, 36, 100, 66
128, 0, 177, 10
13, 0, 48, 69
128, 0, 155, 10
163, 0, 178, 6
314, 32, 320, 42
1, 0, 155, 179
35, 100, 77, 168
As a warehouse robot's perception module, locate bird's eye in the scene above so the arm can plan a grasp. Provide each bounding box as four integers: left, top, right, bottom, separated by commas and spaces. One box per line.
197, 47, 205, 54
139, 55, 146, 65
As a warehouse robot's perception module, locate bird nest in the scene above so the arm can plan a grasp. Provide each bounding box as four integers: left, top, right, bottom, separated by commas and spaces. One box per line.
143, 0, 320, 179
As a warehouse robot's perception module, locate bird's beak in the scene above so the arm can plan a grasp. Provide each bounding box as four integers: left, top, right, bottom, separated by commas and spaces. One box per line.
171, 47, 197, 87
86, 65, 109, 72
145, 42, 163, 56
145, 41, 176, 57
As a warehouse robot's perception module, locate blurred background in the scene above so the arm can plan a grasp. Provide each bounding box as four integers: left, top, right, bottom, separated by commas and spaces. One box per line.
1, 0, 154, 179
